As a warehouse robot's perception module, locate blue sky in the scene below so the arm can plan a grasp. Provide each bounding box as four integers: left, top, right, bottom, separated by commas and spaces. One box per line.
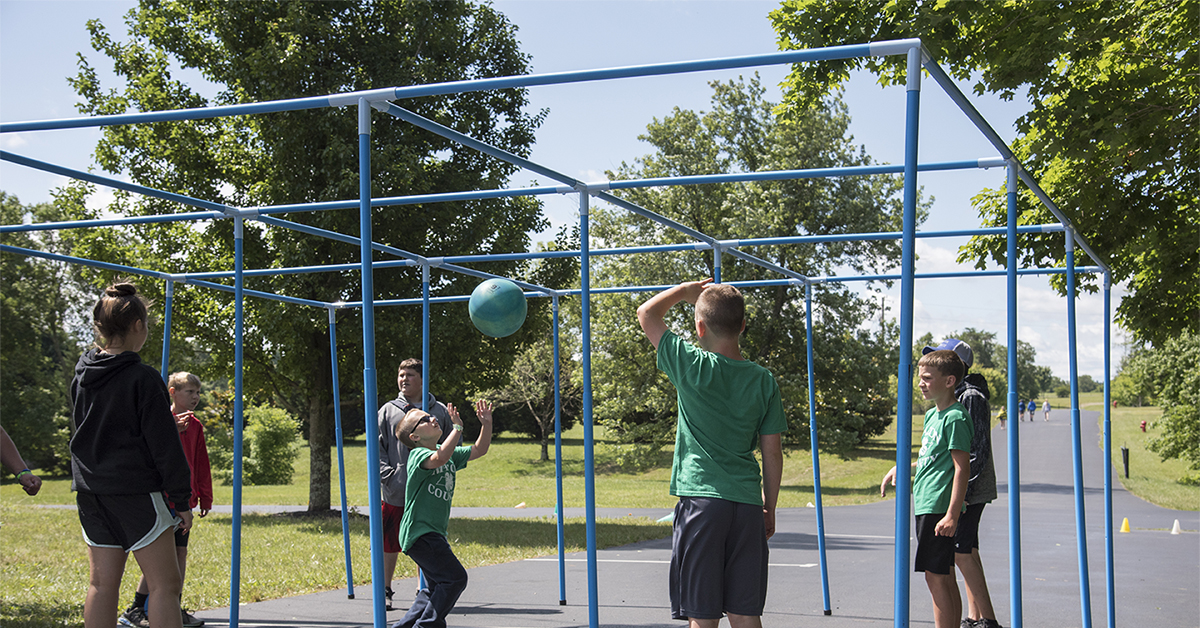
0, 0, 1125, 381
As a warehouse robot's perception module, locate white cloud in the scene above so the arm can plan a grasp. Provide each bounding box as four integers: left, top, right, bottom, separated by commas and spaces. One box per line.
0, 134, 29, 149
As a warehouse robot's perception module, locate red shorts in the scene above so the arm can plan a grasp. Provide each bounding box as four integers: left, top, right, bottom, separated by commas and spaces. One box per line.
383, 501, 404, 554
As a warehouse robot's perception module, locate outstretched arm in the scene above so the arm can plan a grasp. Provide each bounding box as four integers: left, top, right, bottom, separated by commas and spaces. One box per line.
469, 400, 493, 461
422, 404, 464, 469
636, 279, 712, 349
1, 427, 40, 496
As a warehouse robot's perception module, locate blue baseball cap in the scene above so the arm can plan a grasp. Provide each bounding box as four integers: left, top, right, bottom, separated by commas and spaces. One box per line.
922, 338, 973, 368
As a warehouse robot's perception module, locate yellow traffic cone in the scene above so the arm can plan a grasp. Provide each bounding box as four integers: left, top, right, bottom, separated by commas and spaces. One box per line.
1171, 519, 1182, 535
1120, 517, 1130, 533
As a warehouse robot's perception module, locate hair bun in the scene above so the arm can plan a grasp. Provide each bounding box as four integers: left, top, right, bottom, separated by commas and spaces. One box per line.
106, 282, 138, 297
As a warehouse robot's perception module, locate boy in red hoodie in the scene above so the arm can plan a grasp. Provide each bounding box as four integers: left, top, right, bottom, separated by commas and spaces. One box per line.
120, 372, 213, 628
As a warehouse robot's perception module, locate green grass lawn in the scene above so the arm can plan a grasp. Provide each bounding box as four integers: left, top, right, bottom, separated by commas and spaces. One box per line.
1102, 405, 1199, 511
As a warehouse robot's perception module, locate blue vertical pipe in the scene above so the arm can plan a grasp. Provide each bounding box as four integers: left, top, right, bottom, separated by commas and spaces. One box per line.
713, 245, 722, 283
229, 217, 245, 628
892, 46, 922, 628
422, 263, 430, 412
1005, 159, 1023, 628
1102, 273, 1115, 628
160, 279, 174, 381
1065, 230, 1094, 628
419, 262, 431, 592
328, 307, 355, 598
552, 295, 567, 605
805, 282, 832, 614
579, 190, 600, 628
358, 99, 386, 628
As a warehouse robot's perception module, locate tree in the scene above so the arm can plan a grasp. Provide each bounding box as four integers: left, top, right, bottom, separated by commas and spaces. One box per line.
69, 0, 547, 511
1145, 331, 1199, 483
590, 76, 922, 459
771, 0, 1198, 349
0, 193, 88, 475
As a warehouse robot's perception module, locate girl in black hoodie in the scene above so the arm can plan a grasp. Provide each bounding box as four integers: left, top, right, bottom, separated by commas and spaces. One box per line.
71, 281, 190, 628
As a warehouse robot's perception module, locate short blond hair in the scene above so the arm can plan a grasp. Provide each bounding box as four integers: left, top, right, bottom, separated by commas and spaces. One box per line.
167, 372, 201, 390
695, 283, 745, 338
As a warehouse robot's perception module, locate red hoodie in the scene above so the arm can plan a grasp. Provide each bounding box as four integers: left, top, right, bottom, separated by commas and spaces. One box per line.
176, 414, 213, 512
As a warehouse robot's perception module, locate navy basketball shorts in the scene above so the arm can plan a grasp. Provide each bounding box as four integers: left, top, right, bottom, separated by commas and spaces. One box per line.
914, 513, 957, 574
670, 497, 769, 620
77, 491, 179, 552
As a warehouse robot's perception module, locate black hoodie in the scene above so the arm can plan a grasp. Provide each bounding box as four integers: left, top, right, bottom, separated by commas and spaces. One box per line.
70, 348, 192, 509
956, 372, 998, 505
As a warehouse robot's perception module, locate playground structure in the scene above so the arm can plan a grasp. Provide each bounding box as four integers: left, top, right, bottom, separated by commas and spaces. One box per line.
1, 39, 1121, 628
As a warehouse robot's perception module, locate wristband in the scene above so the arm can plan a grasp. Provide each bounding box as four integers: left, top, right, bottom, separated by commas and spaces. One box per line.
16, 469, 32, 479
453, 423, 463, 432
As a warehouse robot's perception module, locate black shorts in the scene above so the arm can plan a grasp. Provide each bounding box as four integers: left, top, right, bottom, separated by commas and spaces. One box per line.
670, 497, 768, 620
77, 491, 179, 552
175, 526, 190, 548
914, 513, 956, 575
954, 503, 986, 554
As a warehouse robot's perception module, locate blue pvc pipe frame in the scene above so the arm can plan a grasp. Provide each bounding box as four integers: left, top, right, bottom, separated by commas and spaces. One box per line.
0, 38, 1122, 628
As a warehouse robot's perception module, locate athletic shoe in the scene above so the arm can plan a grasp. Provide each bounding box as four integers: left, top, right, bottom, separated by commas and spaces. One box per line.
385, 587, 394, 611
960, 619, 977, 628
182, 608, 205, 627
977, 620, 1003, 628
118, 603, 150, 628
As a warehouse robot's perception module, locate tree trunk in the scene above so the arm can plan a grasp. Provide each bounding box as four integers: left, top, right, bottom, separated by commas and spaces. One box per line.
307, 393, 332, 511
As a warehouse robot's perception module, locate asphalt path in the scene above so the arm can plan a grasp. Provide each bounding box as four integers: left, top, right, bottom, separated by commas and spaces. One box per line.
193, 408, 1198, 628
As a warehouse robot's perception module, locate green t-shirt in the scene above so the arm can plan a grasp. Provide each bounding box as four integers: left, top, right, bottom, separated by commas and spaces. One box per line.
657, 330, 788, 506
398, 445, 471, 552
913, 402, 974, 516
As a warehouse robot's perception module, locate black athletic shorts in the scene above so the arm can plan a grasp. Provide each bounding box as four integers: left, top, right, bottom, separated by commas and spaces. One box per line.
77, 491, 179, 552
914, 513, 957, 575
670, 497, 769, 621
953, 503, 986, 554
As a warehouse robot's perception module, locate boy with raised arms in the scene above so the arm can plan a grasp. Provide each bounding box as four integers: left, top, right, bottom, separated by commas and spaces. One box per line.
391, 399, 492, 628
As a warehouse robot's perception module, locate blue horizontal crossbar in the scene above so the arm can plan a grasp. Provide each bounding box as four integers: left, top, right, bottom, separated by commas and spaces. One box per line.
3, 41, 914, 134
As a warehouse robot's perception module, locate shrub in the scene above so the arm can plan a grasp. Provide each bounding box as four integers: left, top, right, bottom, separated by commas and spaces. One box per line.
208, 404, 299, 486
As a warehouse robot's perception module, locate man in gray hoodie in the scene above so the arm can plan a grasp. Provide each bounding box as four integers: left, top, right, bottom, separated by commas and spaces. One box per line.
377, 359, 454, 611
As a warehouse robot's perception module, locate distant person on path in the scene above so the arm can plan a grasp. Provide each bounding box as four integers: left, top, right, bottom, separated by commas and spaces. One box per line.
996, 406, 1006, 430
392, 399, 493, 628
1028, 400, 1037, 423
882, 349, 973, 628
922, 340, 1002, 628
71, 281, 190, 628
121, 372, 212, 628
1017, 400, 1026, 422
1043, 400, 1051, 422
1, 427, 42, 496
638, 278, 786, 628
378, 358, 454, 611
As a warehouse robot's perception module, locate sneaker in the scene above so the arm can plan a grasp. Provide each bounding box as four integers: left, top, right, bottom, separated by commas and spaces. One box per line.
960, 619, 978, 628
977, 620, 1004, 628
385, 587, 394, 611
118, 604, 150, 628
182, 607, 205, 627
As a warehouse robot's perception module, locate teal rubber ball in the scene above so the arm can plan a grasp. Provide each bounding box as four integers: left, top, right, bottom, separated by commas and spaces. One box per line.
468, 278, 527, 338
